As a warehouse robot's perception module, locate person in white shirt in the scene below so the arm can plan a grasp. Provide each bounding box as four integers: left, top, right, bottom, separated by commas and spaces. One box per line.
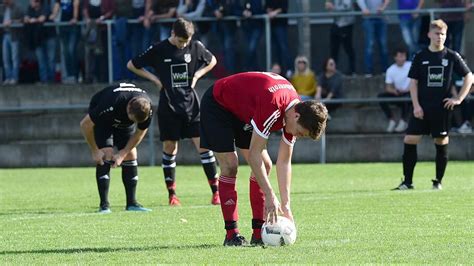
378, 47, 412, 132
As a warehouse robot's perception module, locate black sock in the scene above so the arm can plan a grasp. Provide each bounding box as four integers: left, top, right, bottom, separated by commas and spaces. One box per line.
122, 160, 138, 206
225, 220, 238, 239
435, 144, 448, 182
200, 151, 218, 193
162, 152, 176, 197
402, 144, 417, 185
252, 219, 265, 239
96, 163, 111, 207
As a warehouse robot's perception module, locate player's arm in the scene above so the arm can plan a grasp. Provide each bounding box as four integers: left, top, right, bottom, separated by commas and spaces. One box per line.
248, 131, 281, 224
79, 114, 105, 165
113, 128, 148, 167
409, 78, 423, 119
127, 60, 163, 89
191, 55, 217, 88
276, 138, 294, 221
444, 72, 473, 110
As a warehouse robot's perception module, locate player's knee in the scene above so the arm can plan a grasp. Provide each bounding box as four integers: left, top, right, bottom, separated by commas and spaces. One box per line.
434, 137, 449, 145
163, 141, 178, 154
220, 164, 238, 177
102, 148, 114, 160
404, 135, 420, 145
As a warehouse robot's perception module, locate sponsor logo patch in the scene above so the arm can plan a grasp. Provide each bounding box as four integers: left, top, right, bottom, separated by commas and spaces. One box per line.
170, 63, 189, 87
427, 66, 444, 87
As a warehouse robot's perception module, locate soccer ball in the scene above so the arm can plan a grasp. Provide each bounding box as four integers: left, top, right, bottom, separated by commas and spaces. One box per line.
261, 216, 297, 246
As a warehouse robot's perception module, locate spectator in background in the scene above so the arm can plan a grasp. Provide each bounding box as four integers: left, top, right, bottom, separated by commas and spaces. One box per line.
450, 55, 473, 133
113, 0, 133, 81
83, 0, 115, 83
316, 57, 344, 114
177, 0, 206, 43
2, 0, 23, 85
266, 0, 292, 77
325, 0, 356, 75
177, 0, 206, 20
270, 62, 282, 75
149, 0, 179, 41
377, 48, 411, 133
50, 0, 80, 84
357, 0, 390, 76
290, 56, 317, 100
437, 0, 472, 53
24, 0, 57, 84
397, 0, 424, 57
207, 0, 241, 74
130, 0, 150, 58
241, 0, 265, 71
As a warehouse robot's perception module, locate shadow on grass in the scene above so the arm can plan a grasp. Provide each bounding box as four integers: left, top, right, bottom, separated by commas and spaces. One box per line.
1, 244, 220, 255
0, 209, 98, 217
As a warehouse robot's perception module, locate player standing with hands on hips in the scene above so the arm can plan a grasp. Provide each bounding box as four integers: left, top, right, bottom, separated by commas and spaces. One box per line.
80, 83, 153, 213
200, 72, 328, 246
394, 19, 473, 191
127, 18, 219, 206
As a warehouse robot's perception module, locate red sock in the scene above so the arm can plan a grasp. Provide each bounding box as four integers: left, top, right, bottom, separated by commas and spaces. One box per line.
250, 176, 265, 238
208, 178, 218, 194
166, 181, 176, 196
219, 175, 239, 239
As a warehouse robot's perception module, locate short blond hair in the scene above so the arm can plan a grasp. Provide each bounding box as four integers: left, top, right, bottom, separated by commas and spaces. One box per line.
430, 19, 448, 31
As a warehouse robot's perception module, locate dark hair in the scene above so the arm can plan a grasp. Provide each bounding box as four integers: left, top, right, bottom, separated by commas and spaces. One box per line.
128, 96, 151, 123
321, 57, 335, 72
392, 47, 408, 57
172, 18, 195, 39
294, 101, 328, 140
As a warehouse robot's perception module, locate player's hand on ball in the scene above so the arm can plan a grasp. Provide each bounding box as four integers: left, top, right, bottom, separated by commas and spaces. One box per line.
443, 97, 461, 110
413, 105, 424, 119
265, 193, 281, 224
92, 150, 105, 165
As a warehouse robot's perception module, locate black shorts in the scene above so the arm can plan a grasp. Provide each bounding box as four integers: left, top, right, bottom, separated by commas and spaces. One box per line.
94, 125, 135, 150
200, 86, 252, 152
157, 101, 200, 141
406, 108, 451, 138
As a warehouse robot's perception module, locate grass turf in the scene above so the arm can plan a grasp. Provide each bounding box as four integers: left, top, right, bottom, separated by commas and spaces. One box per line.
1, 162, 473, 263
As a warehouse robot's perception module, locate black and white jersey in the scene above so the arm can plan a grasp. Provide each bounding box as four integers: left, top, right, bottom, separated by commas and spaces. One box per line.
88, 83, 152, 130
131, 39, 214, 116
408, 47, 471, 109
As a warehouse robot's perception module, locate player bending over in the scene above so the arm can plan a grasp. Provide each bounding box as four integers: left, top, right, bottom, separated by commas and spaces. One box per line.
200, 72, 328, 246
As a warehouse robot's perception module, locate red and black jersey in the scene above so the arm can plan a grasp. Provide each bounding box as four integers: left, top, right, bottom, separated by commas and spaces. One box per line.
213, 72, 300, 145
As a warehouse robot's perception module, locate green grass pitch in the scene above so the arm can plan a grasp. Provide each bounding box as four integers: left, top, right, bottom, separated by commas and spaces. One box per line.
1, 162, 473, 263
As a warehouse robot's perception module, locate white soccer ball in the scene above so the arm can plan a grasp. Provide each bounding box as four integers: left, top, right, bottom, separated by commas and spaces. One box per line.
261, 216, 297, 246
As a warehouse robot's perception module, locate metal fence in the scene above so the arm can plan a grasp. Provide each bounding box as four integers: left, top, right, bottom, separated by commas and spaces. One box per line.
0, 7, 471, 83
0, 7, 472, 165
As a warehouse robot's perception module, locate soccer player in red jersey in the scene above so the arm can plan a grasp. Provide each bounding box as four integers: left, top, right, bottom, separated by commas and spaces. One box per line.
200, 72, 328, 246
